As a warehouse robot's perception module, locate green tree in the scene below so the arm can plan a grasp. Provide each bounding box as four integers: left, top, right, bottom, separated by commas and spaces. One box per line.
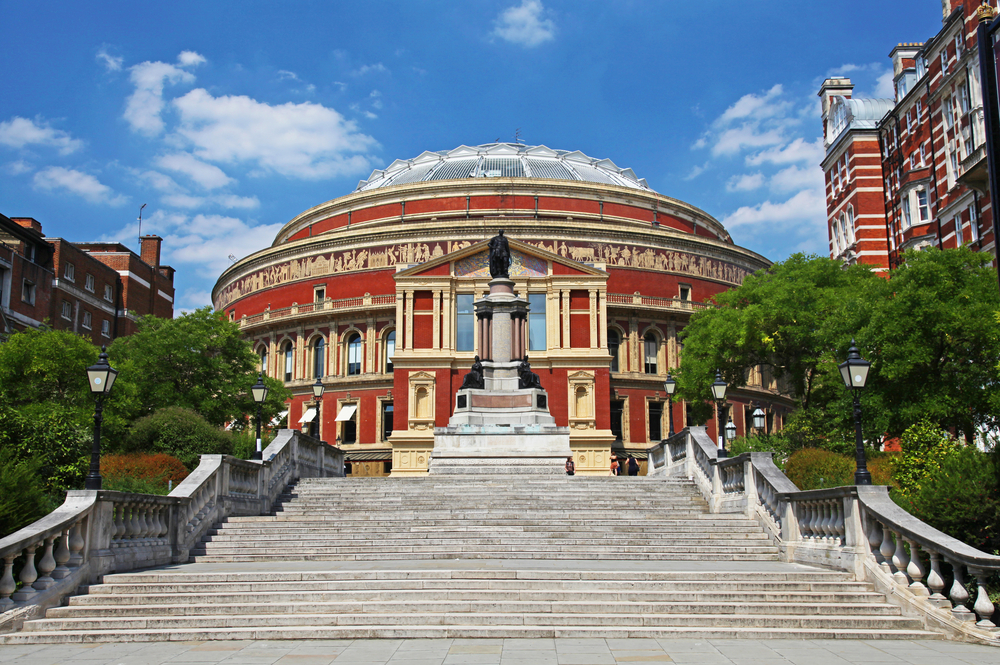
108, 307, 289, 430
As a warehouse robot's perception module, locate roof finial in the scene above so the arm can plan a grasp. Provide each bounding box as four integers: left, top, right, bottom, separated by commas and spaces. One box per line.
979, 1, 997, 23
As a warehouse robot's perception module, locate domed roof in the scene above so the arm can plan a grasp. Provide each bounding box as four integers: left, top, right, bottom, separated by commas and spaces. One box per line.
356, 143, 652, 192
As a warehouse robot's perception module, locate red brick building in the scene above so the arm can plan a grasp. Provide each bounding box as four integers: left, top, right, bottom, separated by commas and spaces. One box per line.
0, 214, 175, 344
213, 143, 792, 476
820, 1, 996, 269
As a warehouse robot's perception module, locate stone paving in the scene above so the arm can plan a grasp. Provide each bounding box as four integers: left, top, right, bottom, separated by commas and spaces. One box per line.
0, 638, 995, 665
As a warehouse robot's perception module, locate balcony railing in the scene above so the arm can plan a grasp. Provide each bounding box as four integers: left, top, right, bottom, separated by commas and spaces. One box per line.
607, 293, 712, 312
240, 293, 396, 328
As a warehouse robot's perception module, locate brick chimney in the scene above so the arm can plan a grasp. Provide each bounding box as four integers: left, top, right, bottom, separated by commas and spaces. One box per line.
10, 217, 43, 235
139, 235, 162, 267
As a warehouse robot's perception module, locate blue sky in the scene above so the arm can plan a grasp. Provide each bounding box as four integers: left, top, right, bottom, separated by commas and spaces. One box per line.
0, 0, 945, 312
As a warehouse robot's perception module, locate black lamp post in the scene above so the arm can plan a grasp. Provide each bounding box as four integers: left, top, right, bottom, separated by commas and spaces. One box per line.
839, 340, 872, 485
663, 374, 677, 438
250, 374, 269, 461
311, 377, 325, 439
85, 346, 118, 490
710, 369, 729, 457
751, 402, 766, 433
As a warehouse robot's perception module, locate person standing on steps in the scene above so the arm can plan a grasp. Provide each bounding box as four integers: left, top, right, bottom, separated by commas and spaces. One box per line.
609, 457, 619, 476
565, 456, 575, 476
627, 455, 639, 476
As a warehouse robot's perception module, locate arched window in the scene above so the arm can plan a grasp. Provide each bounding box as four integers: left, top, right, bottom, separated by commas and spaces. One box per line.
846, 206, 856, 243
385, 330, 395, 373
644, 333, 658, 375
608, 329, 620, 373
833, 222, 842, 255
259, 347, 268, 376
283, 341, 294, 382
347, 333, 362, 376
313, 337, 325, 378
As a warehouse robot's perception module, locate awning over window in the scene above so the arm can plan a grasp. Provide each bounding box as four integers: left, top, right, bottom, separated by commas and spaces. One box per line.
271, 410, 288, 426
298, 407, 317, 424
335, 404, 358, 422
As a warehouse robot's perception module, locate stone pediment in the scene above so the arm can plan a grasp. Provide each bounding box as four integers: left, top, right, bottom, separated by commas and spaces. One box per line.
395, 237, 606, 280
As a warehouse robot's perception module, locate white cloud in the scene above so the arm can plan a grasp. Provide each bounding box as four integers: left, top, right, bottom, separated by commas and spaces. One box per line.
177, 51, 206, 67
133, 168, 257, 209
33, 167, 127, 206
171, 88, 378, 179
683, 163, 707, 181
769, 165, 824, 193
370, 90, 383, 109
0, 116, 84, 154
352, 63, 388, 76
716, 85, 788, 125
277, 70, 316, 93
363, 111, 378, 120
721, 188, 826, 231
874, 68, 895, 98
176, 289, 214, 313
124, 60, 197, 135
726, 173, 765, 192
711, 125, 785, 157
96, 46, 123, 72
746, 137, 825, 166
492, 0, 555, 48
156, 152, 234, 189
4, 160, 33, 175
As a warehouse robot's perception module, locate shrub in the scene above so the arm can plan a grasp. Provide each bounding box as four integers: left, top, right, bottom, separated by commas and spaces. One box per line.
893, 419, 958, 495
102, 453, 188, 484
0, 447, 57, 538
122, 406, 233, 469
784, 448, 854, 490
867, 453, 898, 487
101, 474, 173, 495
727, 433, 793, 469
231, 429, 277, 460
0, 403, 91, 494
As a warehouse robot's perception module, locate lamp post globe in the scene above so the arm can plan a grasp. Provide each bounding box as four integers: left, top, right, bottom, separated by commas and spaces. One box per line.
312, 377, 325, 439
85, 346, 118, 490
838, 340, 872, 486
663, 374, 677, 438
710, 369, 729, 457
752, 403, 766, 432
725, 416, 737, 443
251, 374, 269, 461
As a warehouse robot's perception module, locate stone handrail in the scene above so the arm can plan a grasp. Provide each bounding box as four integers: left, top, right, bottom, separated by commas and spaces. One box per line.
0, 429, 343, 634
647, 427, 1000, 645
606, 293, 711, 312
239, 293, 396, 328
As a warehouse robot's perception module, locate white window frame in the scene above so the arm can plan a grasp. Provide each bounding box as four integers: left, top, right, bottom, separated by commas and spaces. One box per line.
63, 263, 75, 282
101, 320, 110, 337
82, 311, 92, 329
84, 273, 95, 292
104, 284, 114, 302
21, 280, 35, 305
61, 300, 72, 320
969, 204, 980, 242
917, 189, 930, 222
955, 217, 964, 245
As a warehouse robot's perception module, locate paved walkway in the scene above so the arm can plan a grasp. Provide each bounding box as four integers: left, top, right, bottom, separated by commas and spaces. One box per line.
1, 638, 995, 665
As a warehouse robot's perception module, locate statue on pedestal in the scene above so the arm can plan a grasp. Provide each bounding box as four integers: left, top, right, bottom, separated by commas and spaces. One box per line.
460, 355, 485, 390
518, 355, 542, 390
488, 230, 511, 279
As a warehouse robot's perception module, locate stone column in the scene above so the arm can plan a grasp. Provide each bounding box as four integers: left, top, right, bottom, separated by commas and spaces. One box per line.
589, 289, 598, 349
598, 290, 608, 350
404, 291, 414, 350
442, 292, 452, 351
395, 292, 405, 350
432, 290, 441, 350
561, 290, 570, 349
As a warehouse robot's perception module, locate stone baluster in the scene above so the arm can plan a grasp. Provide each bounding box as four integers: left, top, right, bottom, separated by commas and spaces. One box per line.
155, 505, 167, 539
127, 502, 140, 542
112, 504, 125, 543
32, 536, 57, 590
137, 503, 150, 541
867, 517, 884, 565
0, 554, 16, 611
904, 539, 928, 596
832, 503, 845, 545
948, 560, 975, 622
925, 550, 949, 608
52, 529, 72, 579
970, 568, 997, 628
809, 502, 821, 540
11, 544, 38, 601
68, 522, 85, 567
821, 502, 834, 541
878, 522, 895, 575
891, 530, 910, 585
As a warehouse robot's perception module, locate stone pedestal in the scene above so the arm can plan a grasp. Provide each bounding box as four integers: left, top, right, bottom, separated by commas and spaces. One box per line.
430, 276, 571, 475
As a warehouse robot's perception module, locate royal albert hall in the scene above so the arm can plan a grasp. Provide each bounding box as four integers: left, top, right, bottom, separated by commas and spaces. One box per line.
213, 143, 791, 476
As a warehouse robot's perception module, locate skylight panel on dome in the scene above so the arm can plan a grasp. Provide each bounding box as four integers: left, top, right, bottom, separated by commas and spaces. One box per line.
428, 158, 479, 181
482, 157, 524, 178
571, 163, 620, 186
387, 162, 438, 185
525, 158, 576, 181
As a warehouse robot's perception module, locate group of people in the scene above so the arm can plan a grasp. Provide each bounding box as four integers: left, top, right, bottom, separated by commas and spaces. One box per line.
564, 455, 640, 476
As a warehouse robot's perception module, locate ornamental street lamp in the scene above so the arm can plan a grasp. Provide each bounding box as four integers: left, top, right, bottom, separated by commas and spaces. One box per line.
839, 339, 872, 485
725, 416, 737, 444
663, 374, 677, 438
250, 374, 269, 461
312, 377, 325, 439
85, 346, 118, 490
710, 369, 729, 458
752, 402, 766, 433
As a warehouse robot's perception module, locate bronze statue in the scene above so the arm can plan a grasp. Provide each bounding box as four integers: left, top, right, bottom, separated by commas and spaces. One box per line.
517, 355, 542, 390
488, 229, 511, 279
460, 355, 485, 390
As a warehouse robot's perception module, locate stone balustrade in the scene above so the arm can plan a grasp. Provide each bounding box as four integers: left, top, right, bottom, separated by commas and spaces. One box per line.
0, 429, 343, 634
647, 426, 1000, 646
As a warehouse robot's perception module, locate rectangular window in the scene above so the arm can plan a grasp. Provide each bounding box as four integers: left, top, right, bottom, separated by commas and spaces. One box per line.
101, 320, 110, 337
61, 300, 72, 320
955, 217, 964, 245
284, 345, 294, 381
85, 274, 95, 292
21, 280, 35, 305
969, 205, 980, 241
917, 190, 930, 221
679, 285, 691, 301
903, 200, 912, 228
644, 335, 658, 375
916, 99, 922, 118
960, 83, 970, 114
944, 96, 954, 128
82, 311, 92, 329
919, 142, 926, 164
950, 150, 959, 176
104, 284, 114, 302
527, 293, 546, 351
456, 294, 474, 352
63, 263, 75, 281
382, 402, 393, 442
610, 400, 624, 442
910, 152, 918, 169
941, 50, 948, 72
314, 287, 325, 302
906, 110, 913, 132
648, 401, 662, 443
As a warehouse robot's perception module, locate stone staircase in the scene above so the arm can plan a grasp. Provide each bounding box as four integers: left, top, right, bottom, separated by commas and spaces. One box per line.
0, 476, 938, 643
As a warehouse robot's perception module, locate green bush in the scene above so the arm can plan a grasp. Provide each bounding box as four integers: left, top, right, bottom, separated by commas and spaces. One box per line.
122, 406, 233, 469
867, 453, 897, 487
102, 474, 172, 495
784, 448, 854, 490
0, 403, 91, 494
231, 429, 277, 460
0, 447, 57, 538
893, 445, 1000, 553
893, 419, 958, 495
727, 432, 793, 469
